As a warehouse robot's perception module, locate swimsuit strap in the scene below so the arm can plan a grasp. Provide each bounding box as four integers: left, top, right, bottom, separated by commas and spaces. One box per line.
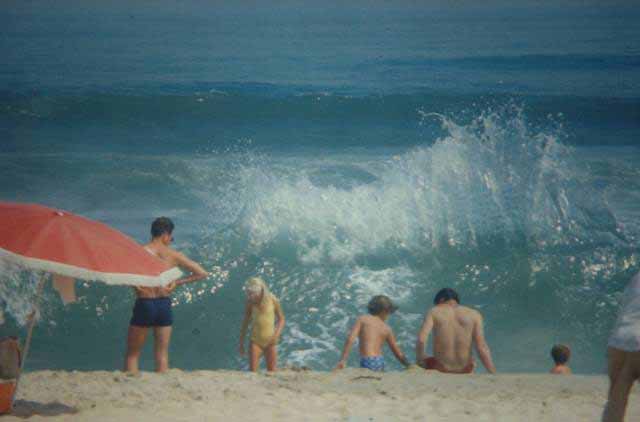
144, 246, 158, 256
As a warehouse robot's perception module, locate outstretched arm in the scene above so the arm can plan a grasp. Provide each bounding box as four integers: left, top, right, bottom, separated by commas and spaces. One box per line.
173, 251, 209, 286
473, 315, 496, 374
335, 318, 362, 370
415, 311, 434, 365
387, 330, 410, 367
238, 301, 252, 356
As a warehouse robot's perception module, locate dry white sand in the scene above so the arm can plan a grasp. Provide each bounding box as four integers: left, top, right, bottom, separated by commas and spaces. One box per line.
4, 367, 640, 421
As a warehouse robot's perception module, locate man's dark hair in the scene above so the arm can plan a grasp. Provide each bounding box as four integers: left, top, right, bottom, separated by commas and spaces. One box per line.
551, 344, 571, 365
151, 217, 174, 238
433, 288, 460, 305
367, 295, 398, 316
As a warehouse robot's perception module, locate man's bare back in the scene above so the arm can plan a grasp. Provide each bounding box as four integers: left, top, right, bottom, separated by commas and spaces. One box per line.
136, 241, 207, 298
416, 289, 496, 374
427, 305, 479, 370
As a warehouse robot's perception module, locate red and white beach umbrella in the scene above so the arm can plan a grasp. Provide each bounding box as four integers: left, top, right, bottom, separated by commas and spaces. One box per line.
0, 201, 182, 410
0, 202, 181, 286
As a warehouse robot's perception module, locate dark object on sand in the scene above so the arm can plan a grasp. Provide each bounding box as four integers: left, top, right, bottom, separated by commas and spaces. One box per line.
0, 337, 21, 380
0, 337, 21, 414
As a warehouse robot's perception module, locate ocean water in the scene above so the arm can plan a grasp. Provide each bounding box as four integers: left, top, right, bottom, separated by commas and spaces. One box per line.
1, 1, 639, 374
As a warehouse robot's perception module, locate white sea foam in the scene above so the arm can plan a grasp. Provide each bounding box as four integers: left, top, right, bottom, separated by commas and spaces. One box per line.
198, 106, 613, 270
0, 259, 43, 326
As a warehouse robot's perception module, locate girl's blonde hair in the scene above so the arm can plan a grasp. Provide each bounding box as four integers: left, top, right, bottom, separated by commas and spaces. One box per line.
245, 276, 273, 306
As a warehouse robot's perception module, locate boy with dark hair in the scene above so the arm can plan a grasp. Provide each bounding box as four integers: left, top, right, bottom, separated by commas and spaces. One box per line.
124, 217, 208, 373
335, 295, 410, 372
550, 344, 572, 374
150, 217, 174, 238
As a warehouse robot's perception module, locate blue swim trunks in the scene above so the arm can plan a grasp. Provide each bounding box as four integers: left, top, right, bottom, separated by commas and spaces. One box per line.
360, 356, 385, 372
130, 297, 173, 327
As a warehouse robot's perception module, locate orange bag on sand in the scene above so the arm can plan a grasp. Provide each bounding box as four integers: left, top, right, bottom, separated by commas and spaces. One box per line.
0, 337, 21, 414
0, 381, 16, 414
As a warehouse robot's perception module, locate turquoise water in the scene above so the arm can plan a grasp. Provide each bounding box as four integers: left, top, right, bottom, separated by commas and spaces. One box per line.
1, 1, 639, 374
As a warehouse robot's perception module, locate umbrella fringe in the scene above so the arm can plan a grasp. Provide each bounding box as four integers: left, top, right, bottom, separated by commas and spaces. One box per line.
0, 248, 182, 287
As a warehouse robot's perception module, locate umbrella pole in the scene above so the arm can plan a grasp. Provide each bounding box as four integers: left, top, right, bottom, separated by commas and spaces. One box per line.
10, 274, 48, 410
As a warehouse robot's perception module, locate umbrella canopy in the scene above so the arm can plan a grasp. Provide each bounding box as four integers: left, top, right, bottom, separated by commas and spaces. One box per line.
0, 202, 181, 286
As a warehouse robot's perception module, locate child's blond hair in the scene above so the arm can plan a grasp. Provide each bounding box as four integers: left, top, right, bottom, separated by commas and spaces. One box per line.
245, 276, 273, 306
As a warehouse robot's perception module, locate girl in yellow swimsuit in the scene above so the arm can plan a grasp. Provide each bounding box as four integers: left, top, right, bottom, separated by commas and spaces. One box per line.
238, 277, 285, 371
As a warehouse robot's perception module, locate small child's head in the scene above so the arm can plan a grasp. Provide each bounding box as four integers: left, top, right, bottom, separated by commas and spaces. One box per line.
551, 344, 571, 366
367, 295, 398, 319
244, 276, 270, 305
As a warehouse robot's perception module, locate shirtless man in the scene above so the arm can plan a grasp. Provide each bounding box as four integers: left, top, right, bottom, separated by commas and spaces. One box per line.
335, 295, 410, 371
416, 288, 496, 374
602, 271, 640, 422
124, 217, 208, 373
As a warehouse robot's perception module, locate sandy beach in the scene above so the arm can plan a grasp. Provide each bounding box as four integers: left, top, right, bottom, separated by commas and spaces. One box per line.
4, 368, 638, 421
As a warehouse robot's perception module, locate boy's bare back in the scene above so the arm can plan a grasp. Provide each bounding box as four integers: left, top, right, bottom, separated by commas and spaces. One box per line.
550, 365, 572, 375
336, 295, 409, 370
357, 315, 392, 357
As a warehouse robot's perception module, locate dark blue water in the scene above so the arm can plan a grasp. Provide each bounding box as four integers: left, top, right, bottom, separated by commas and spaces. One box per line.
1, 1, 639, 374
